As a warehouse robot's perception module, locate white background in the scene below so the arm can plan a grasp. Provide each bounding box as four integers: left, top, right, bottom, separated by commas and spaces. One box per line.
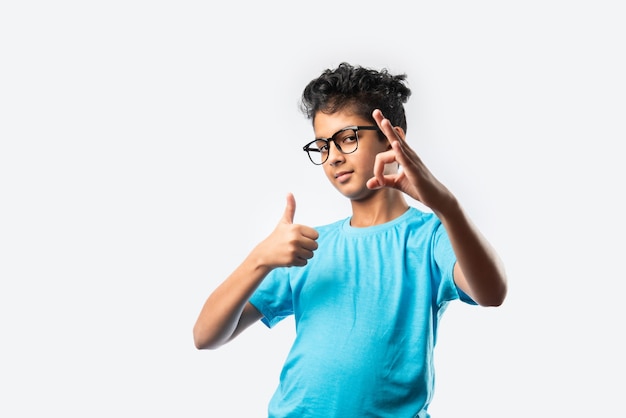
1, 1, 624, 416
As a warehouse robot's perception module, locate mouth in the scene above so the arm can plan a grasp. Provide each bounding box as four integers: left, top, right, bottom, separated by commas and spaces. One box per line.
334, 170, 353, 182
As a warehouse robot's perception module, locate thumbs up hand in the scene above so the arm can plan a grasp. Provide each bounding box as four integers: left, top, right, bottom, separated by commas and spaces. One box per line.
254, 193, 319, 269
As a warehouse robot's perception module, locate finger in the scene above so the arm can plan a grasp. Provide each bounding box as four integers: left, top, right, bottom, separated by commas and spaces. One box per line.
391, 136, 420, 170
366, 176, 382, 190
299, 228, 320, 249
282, 192, 296, 224
372, 109, 401, 144
301, 226, 320, 242
294, 245, 316, 260
372, 108, 385, 126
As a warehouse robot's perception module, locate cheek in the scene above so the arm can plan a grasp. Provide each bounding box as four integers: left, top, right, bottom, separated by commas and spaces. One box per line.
360, 145, 391, 173
322, 165, 335, 180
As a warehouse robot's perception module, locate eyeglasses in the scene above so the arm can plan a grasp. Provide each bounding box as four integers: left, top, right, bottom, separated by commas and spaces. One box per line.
302, 125, 380, 165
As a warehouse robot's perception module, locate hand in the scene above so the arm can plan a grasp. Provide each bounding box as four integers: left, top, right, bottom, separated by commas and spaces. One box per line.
366, 109, 455, 213
255, 193, 319, 268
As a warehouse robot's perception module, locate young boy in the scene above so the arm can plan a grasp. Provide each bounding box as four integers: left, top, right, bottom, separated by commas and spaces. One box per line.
193, 62, 508, 417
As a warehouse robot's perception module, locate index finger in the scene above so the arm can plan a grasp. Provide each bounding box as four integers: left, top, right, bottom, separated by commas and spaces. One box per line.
372, 109, 403, 145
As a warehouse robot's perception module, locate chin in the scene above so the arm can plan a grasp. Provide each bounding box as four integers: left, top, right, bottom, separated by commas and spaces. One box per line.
337, 186, 376, 202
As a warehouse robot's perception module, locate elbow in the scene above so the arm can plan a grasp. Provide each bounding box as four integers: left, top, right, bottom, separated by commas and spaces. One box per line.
193, 336, 208, 351
193, 321, 234, 350
477, 279, 508, 307
193, 335, 220, 351
193, 331, 207, 350
193, 326, 221, 351
480, 295, 505, 307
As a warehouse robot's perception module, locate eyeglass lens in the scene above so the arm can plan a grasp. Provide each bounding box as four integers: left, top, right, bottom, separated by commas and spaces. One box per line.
306, 129, 359, 165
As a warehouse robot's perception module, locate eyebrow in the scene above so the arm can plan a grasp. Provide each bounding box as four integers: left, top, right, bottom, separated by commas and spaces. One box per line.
315, 125, 379, 141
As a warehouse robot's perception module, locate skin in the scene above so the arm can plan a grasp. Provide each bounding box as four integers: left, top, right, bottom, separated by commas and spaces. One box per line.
193, 108, 508, 350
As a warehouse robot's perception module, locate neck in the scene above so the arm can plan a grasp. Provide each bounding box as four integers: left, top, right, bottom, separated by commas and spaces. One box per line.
349, 189, 409, 228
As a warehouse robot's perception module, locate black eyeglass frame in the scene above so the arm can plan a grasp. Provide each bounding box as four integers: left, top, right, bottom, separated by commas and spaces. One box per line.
302, 125, 380, 165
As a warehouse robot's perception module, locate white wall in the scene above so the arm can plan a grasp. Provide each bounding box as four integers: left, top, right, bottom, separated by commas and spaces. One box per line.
1, 1, 624, 416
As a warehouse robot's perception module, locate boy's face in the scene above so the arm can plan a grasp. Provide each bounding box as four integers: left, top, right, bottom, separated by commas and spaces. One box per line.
312, 110, 391, 201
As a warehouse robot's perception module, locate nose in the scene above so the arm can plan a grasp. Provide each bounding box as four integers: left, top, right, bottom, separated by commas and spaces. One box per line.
327, 140, 345, 166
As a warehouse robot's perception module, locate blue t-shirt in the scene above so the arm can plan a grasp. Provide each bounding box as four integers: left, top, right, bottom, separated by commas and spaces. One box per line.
249, 207, 475, 418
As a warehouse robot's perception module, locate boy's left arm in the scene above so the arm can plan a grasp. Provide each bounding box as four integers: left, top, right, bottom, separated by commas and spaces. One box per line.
368, 109, 507, 306
437, 201, 507, 307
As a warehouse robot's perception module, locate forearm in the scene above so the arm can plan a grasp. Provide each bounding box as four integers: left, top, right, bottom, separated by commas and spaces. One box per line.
193, 194, 319, 349
193, 254, 271, 350
435, 199, 508, 307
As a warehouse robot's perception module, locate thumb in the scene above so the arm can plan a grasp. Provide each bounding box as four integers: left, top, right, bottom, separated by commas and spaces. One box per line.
281, 192, 296, 224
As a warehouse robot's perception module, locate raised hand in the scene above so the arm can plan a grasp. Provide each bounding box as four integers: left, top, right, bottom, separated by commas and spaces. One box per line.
255, 193, 319, 268
366, 109, 455, 214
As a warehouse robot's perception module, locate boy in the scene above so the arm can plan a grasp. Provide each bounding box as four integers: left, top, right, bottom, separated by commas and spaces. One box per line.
193, 62, 508, 417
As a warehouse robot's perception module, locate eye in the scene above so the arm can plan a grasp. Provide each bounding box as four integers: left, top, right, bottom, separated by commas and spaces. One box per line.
316, 140, 330, 154
340, 134, 357, 145
336, 129, 357, 147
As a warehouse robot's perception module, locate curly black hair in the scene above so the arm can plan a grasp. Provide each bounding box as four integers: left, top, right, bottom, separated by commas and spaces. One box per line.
300, 62, 411, 132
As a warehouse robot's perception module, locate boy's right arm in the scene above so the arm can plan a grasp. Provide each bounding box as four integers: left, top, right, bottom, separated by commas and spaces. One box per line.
193, 193, 319, 350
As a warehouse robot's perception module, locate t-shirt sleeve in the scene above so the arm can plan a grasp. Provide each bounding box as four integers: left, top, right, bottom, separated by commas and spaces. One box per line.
432, 222, 477, 306
249, 267, 294, 328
